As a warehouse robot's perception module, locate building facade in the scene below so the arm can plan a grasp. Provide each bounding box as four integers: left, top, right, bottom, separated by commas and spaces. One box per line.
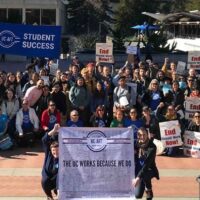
0, 0, 66, 33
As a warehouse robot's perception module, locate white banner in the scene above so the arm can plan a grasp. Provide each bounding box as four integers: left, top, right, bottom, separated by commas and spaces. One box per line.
96, 43, 113, 63
126, 46, 137, 55
59, 127, 135, 200
176, 61, 186, 74
187, 51, 200, 69
184, 131, 200, 158
184, 97, 200, 120
159, 120, 182, 147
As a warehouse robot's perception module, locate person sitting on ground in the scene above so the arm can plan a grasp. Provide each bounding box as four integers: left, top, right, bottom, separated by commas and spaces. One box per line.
89, 105, 109, 127
15, 99, 39, 146
157, 105, 184, 156
41, 100, 61, 132
66, 110, 83, 127
41, 123, 60, 200
124, 108, 144, 140
0, 107, 8, 137
2, 88, 20, 141
110, 109, 125, 127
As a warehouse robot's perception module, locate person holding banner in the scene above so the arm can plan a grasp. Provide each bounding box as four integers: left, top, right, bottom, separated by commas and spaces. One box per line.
132, 127, 159, 200
187, 112, 200, 132
157, 105, 184, 156
41, 123, 60, 200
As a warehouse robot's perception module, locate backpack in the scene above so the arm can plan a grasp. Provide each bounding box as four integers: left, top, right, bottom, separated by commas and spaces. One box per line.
0, 134, 13, 150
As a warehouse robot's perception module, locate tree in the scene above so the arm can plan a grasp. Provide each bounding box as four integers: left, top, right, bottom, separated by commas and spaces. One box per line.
185, 0, 200, 11
66, 0, 114, 36
169, 0, 188, 12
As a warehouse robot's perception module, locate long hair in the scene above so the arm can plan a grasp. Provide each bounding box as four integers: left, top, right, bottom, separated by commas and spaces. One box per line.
137, 127, 149, 158
148, 79, 159, 91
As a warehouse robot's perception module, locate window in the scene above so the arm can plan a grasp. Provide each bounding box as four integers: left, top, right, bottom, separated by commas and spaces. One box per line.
26, 9, 40, 25
8, 9, 22, 23
0, 9, 7, 22
41, 9, 56, 25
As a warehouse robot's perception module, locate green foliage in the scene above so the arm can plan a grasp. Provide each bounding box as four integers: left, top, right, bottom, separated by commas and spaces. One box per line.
68, 33, 100, 52
169, 0, 188, 12
185, 0, 200, 11
66, 0, 114, 36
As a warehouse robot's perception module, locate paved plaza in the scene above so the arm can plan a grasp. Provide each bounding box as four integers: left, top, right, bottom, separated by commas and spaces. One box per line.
0, 142, 199, 200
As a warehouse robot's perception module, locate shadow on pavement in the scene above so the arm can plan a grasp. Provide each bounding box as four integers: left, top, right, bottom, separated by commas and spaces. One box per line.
0, 140, 43, 159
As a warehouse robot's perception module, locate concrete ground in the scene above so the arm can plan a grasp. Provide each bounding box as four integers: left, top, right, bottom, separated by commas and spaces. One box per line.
0, 142, 200, 200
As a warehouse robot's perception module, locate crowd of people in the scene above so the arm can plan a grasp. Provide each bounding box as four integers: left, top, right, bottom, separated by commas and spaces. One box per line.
0, 55, 200, 199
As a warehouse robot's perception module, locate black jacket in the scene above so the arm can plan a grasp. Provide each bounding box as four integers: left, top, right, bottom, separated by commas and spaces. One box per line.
135, 139, 159, 180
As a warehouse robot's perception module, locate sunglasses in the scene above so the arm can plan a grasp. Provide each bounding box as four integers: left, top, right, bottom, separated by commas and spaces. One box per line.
72, 114, 79, 116
188, 80, 193, 82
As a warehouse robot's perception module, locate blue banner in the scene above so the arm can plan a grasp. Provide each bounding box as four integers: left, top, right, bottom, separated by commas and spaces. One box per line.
0, 23, 61, 58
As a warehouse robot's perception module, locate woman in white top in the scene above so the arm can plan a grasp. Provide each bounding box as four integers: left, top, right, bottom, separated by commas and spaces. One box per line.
2, 88, 19, 140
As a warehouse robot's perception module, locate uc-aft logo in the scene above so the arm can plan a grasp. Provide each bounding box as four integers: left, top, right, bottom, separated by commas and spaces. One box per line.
0, 30, 20, 48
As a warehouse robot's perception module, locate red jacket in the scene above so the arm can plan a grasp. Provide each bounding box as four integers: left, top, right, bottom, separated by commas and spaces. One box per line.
41, 109, 61, 131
